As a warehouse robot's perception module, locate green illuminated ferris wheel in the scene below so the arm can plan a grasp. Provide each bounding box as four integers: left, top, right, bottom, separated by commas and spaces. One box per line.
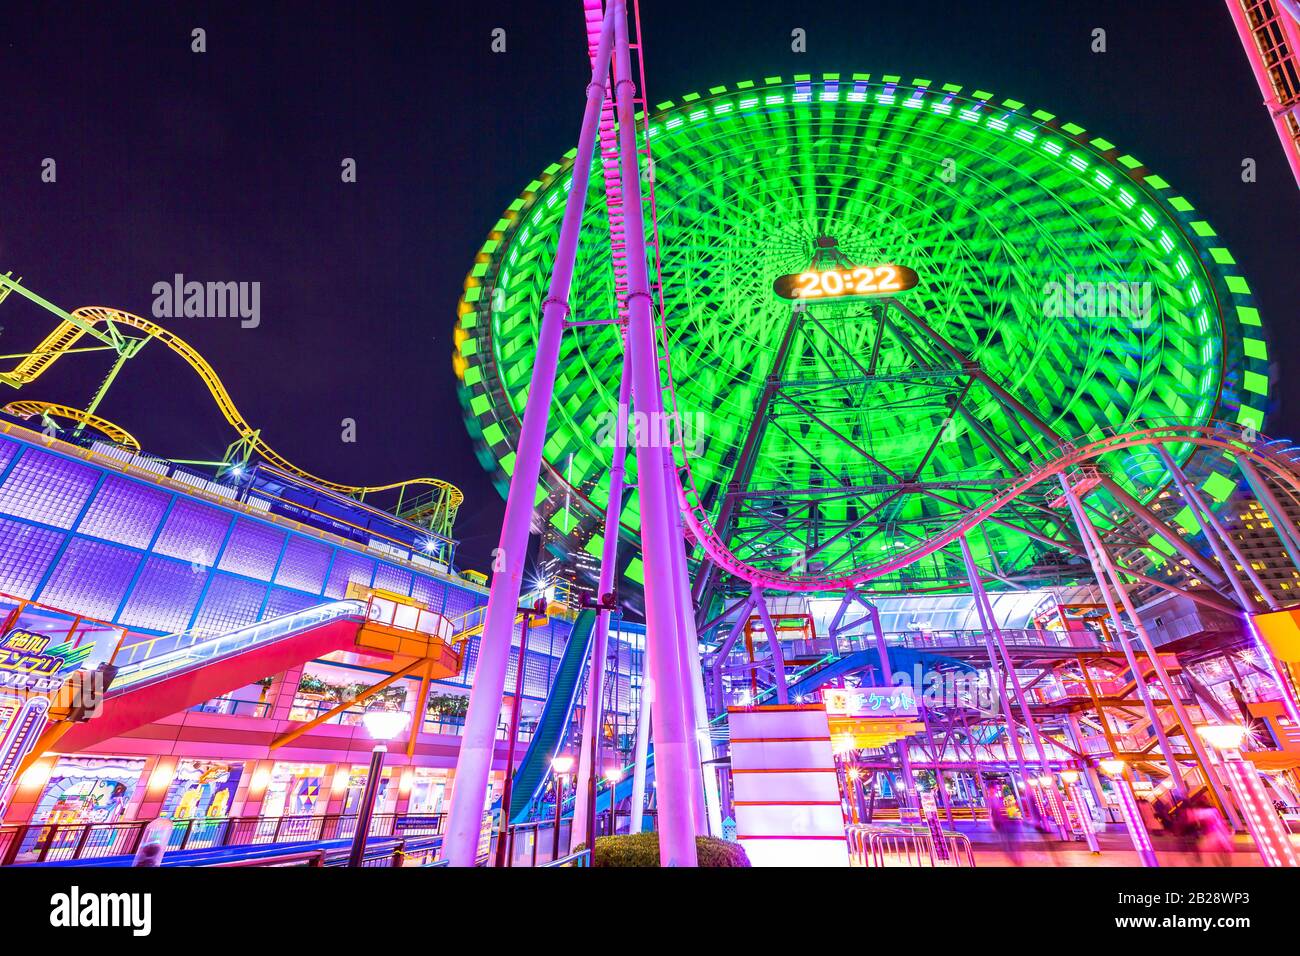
454, 73, 1269, 600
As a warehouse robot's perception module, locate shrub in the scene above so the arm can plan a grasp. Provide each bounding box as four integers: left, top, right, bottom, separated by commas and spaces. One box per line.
575, 832, 751, 867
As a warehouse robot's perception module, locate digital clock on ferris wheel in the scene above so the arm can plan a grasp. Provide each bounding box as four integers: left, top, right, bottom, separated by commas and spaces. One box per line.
772, 264, 920, 301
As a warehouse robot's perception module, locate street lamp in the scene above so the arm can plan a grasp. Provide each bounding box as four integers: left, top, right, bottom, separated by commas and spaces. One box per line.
1098, 758, 1158, 867
347, 710, 410, 867
603, 767, 623, 836
551, 754, 575, 861
1059, 769, 1100, 854
1197, 723, 1299, 867
494, 596, 548, 868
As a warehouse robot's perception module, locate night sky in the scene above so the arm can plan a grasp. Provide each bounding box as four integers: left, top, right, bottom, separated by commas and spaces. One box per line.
2, 1, 1297, 572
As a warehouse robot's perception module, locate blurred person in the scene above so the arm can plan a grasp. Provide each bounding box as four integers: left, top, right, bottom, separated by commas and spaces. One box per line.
988, 784, 1024, 865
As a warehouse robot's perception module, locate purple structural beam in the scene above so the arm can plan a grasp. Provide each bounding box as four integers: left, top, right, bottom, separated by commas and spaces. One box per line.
440, 3, 617, 868
610, 0, 700, 866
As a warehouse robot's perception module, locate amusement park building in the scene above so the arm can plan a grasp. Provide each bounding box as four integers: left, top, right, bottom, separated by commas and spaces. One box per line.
0, 420, 643, 845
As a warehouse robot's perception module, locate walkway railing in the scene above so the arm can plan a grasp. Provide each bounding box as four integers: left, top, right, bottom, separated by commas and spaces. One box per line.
846, 823, 976, 868
0, 811, 444, 866
112, 600, 367, 686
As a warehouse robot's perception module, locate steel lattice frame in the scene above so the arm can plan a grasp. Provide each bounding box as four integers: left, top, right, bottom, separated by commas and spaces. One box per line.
454, 74, 1270, 594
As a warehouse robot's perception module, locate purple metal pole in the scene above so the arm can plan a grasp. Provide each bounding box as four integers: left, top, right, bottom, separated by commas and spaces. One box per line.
611, 0, 698, 866
1156, 445, 1300, 725
574, 347, 632, 848
628, 636, 651, 834
1058, 479, 1194, 798
495, 609, 533, 867
958, 535, 1038, 820
864, 599, 917, 797
657, 431, 706, 832
1067, 471, 1240, 822
441, 4, 616, 867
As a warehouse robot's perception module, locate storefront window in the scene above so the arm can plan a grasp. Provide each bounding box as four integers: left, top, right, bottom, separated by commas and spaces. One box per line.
160, 760, 243, 820
262, 762, 328, 817
32, 756, 145, 825
408, 768, 451, 814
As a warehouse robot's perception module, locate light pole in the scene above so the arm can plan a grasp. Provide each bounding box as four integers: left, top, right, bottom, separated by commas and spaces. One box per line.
495, 596, 546, 868
603, 767, 623, 837
1099, 758, 1158, 867
1198, 724, 1299, 867
551, 754, 575, 861
847, 766, 863, 825
1060, 770, 1100, 854
348, 710, 410, 867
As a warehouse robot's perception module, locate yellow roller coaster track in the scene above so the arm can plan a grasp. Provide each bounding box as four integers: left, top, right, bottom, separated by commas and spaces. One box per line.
0, 305, 463, 533
1, 400, 141, 451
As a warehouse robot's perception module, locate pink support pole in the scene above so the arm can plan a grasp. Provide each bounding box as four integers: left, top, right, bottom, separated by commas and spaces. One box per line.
573, 347, 633, 847
440, 4, 616, 867
667, 483, 711, 833
1156, 446, 1300, 725
610, 0, 699, 866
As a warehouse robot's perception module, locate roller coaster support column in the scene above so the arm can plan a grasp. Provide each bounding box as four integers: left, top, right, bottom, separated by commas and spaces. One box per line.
963, 538, 1069, 837
629, 638, 651, 834
574, 352, 632, 849
1238, 456, 1300, 576
1098, 475, 1230, 591
958, 535, 1050, 829
707, 596, 755, 705
612, 0, 698, 865
863, 595, 917, 799
1157, 446, 1300, 725
1066, 713, 1107, 814
670, 447, 712, 832
441, 3, 616, 868
1061, 477, 1240, 820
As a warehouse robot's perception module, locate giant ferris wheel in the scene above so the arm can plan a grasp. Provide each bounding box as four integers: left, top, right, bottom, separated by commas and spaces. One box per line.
454, 73, 1271, 607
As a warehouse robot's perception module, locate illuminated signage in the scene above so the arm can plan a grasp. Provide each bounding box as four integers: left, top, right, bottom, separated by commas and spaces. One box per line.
822, 686, 919, 718
773, 265, 920, 301
0, 628, 93, 694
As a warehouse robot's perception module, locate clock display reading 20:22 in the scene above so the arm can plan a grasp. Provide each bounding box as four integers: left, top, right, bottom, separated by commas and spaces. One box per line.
772, 264, 920, 300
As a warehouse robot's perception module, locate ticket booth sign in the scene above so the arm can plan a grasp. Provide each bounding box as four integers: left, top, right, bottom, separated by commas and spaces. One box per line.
823, 686, 918, 719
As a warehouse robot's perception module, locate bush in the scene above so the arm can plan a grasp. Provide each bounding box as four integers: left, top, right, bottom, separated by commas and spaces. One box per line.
574, 832, 751, 867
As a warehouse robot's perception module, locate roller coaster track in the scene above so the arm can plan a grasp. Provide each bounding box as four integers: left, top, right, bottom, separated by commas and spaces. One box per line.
0, 400, 141, 451
669, 417, 1300, 593
0, 305, 463, 532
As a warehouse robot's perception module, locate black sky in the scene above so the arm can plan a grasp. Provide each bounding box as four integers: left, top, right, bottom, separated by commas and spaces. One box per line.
2, 0, 1297, 572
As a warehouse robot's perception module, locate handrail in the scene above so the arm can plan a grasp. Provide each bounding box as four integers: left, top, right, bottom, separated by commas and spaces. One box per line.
109, 600, 368, 690
0, 420, 485, 593
846, 823, 976, 868
541, 848, 591, 868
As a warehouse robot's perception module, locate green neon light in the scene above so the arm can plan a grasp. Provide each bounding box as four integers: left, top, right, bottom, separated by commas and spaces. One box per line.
453, 76, 1267, 590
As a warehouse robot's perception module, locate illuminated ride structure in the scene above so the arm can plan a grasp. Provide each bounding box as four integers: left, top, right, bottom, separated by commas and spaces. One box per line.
444, 0, 1300, 865
0, 266, 496, 846
1226, 0, 1300, 188
0, 277, 462, 537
